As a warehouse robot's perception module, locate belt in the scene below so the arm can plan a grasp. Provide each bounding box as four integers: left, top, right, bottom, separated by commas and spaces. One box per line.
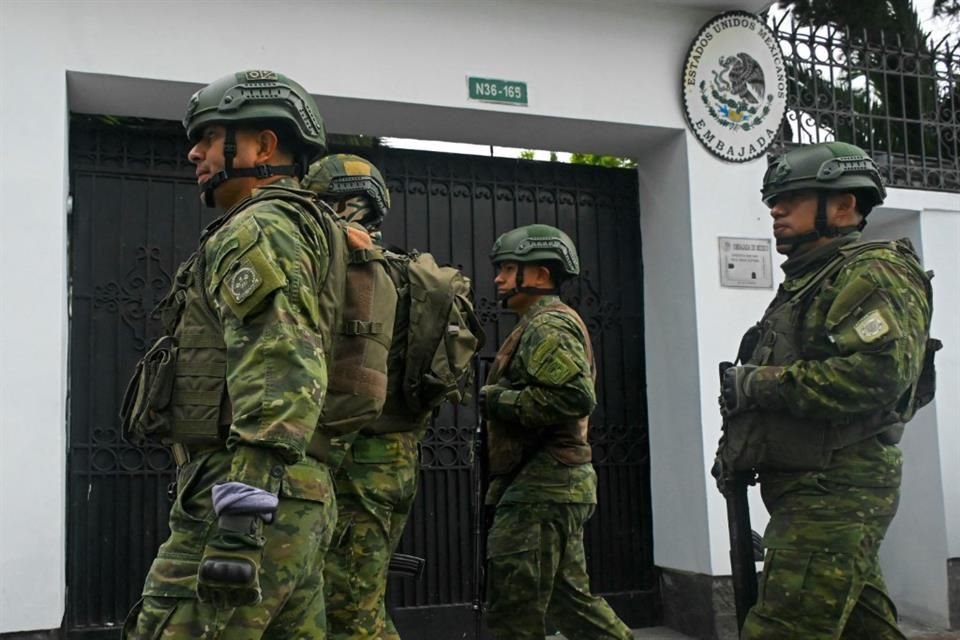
169, 442, 223, 467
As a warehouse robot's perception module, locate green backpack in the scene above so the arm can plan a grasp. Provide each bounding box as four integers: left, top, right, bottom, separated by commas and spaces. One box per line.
399, 252, 484, 414
317, 222, 398, 435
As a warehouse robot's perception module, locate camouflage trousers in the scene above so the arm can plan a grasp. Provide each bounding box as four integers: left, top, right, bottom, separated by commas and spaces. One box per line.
324, 432, 420, 640
486, 502, 632, 640
742, 476, 905, 640
123, 448, 336, 640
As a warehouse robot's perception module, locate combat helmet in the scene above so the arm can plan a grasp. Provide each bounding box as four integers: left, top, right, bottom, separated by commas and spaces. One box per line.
762, 142, 886, 247
302, 154, 390, 229
491, 224, 580, 303
183, 70, 327, 206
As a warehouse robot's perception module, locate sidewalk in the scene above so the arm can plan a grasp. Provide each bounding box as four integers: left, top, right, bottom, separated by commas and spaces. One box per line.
623, 620, 960, 639
552, 619, 960, 640
902, 618, 960, 639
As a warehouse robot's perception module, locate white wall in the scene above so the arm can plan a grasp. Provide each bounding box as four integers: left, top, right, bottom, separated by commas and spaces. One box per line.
641, 132, 778, 576
1, 0, 956, 633
872, 190, 960, 626
0, 17, 70, 633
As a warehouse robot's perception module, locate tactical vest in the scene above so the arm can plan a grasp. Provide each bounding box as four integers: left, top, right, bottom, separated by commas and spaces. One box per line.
486, 302, 594, 477
722, 239, 934, 472
121, 186, 348, 461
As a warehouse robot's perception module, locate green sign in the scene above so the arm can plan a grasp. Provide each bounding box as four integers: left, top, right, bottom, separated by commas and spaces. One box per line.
467, 76, 528, 106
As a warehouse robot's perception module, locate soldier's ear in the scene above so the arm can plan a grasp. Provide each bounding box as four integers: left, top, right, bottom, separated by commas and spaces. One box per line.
254, 129, 281, 163
532, 264, 554, 288
830, 192, 858, 226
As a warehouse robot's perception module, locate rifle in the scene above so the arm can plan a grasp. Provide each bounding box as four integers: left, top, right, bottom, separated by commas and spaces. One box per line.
471, 411, 489, 639
387, 553, 425, 579
718, 361, 759, 632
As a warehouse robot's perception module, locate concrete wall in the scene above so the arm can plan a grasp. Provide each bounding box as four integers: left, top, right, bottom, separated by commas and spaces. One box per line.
1, 0, 956, 633
0, 25, 71, 634
872, 190, 960, 627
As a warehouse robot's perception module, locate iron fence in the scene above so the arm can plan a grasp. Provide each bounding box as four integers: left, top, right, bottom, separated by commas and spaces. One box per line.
770, 11, 960, 192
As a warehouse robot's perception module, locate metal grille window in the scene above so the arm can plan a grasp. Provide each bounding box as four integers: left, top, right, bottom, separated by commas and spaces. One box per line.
771, 12, 960, 192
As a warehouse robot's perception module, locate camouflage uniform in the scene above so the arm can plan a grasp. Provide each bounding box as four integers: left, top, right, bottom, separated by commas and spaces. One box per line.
717, 143, 934, 640
483, 294, 632, 640
304, 155, 429, 640
123, 71, 339, 639
738, 234, 930, 640
324, 429, 423, 640
124, 178, 338, 639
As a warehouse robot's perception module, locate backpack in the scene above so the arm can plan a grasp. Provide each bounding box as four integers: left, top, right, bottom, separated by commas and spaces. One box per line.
317, 222, 398, 435
239, 188, 397, 438
399, 252, 485, 414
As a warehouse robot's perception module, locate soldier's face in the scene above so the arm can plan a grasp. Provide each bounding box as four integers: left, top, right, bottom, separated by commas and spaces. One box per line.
494, 262, 550, 312
494, 261, 519, 292
494, 262, 527, 311
768, 189, 818, 254
187, 125, 263, 208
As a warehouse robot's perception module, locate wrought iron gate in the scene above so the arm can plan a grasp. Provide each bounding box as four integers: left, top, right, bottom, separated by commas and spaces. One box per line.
66, 116, 657, 638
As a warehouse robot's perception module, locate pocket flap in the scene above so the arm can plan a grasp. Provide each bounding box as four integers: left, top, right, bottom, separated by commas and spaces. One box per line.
210, 218, 261, 283
351, 435, 407, 464
280, 459, 331, 503
487, 521, 540, 559
142, 556, 199, 598
826, 273, 878, 330
764, 518, 866, 553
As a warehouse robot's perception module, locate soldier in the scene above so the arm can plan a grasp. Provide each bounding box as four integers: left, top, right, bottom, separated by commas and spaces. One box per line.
121, 70, 345, 638
717, 142, 935, 639
480, 224, 633, 640
304, 154, 483, 640
303, 154, 417, 640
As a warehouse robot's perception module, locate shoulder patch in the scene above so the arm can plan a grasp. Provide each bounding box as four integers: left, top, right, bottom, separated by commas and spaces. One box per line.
527, 332, 582, 386
854, 309, 890, 343
227, 259, 263, 304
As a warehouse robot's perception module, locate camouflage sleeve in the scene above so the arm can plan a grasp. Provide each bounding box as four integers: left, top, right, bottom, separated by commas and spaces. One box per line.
489, 311, 596, 427
205, 200, 330, 489
761, 253, 930, 419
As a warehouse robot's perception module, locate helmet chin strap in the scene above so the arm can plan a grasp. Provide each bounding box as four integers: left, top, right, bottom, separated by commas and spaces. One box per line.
497, 266, 560, 308
777, 192, 860, 254
200, 126, 301, 208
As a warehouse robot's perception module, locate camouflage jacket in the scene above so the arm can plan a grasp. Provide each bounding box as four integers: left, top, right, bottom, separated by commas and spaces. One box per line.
750, 233, 931, 490
202, 177, 333, 491
485, 295, 598, 505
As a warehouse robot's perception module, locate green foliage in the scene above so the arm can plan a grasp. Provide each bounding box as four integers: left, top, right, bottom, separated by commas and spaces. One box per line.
328, 134, 381, 149
519, 149, 536, 160
569, 153, 637, 169
777, 0, 909, 31
934, 0, 959, 18
777, 0, 957, 167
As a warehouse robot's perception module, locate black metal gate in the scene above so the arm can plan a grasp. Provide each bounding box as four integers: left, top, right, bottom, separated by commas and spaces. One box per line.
66, 116, 656, 638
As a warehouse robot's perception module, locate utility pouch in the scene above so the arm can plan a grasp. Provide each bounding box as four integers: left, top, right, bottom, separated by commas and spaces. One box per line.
736, 323, 762, 364
914, 337, 942, 410
722, 411, 831, 472
120, 335, 178, 444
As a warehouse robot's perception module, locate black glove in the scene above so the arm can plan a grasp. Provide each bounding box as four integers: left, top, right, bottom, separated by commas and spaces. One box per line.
478, 384, 509, 421
711, 453, 730, 496
720, 365, 760, 418
197, 482, 278, 608
197, 515, 265, 608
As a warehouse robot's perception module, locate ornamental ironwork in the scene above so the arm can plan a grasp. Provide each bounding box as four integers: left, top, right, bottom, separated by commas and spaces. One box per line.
770, 12, 960, 192
66, 116, 656, 637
